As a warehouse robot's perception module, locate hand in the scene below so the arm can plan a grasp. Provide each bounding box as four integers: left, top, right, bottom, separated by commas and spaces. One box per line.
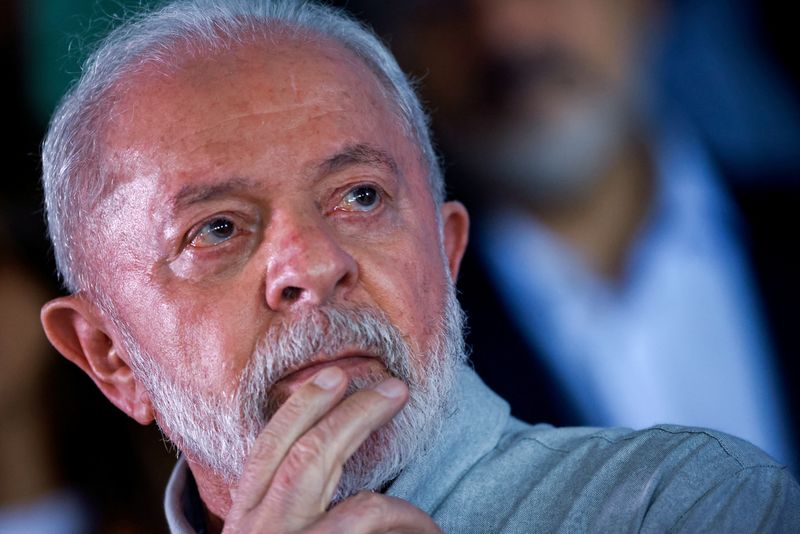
223, 366, 442, 533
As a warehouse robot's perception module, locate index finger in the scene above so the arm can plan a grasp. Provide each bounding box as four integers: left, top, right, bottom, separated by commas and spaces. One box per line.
231, 366, 349, 513
266, 377, 409, 512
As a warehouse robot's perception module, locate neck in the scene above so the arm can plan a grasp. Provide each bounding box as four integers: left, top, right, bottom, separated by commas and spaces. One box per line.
186, 458, 230, 533
526, 135, 654, 281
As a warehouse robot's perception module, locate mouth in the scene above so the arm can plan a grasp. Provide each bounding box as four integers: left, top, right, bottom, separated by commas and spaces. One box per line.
274, 351, 389, 394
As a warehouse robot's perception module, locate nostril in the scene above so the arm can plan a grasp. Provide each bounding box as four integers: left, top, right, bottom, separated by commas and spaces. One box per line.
282, 286, 302, 301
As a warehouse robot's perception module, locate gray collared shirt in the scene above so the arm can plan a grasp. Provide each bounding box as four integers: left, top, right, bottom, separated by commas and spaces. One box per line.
165, 367, 800, 532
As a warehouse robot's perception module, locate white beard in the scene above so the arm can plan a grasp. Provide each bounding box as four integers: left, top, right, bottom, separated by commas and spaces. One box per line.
119, 286, 467, 502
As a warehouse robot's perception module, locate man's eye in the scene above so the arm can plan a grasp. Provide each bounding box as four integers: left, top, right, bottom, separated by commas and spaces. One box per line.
190, 217, 237, 248
338, 185, 381, 212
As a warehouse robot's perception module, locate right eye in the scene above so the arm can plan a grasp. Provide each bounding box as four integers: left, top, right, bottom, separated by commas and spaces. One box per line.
189, 217, 238, 248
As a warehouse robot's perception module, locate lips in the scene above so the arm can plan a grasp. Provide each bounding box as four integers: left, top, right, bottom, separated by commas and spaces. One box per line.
274, 352, 389, 394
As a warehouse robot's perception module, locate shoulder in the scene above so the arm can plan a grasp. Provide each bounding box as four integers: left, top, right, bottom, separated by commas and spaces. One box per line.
432, 421, 800, 533
504, 422, 781, 472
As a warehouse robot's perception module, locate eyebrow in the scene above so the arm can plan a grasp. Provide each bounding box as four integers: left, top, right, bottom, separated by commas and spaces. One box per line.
314, 143, 399, 178
169, 144, 399, 212
170, 177, 256, 212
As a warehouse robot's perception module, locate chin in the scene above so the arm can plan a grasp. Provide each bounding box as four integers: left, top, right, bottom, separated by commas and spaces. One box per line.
330, 415, 414, 504
329, 371, 450, 504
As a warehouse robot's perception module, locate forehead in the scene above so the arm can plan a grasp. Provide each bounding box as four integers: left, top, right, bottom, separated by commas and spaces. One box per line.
103, 34, 413, 192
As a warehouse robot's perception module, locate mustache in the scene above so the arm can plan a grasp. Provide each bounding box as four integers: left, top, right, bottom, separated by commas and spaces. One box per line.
238, 305, 415, 420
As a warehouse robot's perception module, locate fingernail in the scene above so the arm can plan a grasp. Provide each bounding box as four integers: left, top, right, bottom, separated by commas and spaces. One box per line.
374, 378, 406, 398
313, 367, 343, 389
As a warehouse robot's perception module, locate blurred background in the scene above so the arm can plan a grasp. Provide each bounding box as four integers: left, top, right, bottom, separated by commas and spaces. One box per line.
1, 0, 798, 531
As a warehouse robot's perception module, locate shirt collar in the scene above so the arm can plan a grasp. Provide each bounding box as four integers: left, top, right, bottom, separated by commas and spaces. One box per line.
164, 455, 206, 534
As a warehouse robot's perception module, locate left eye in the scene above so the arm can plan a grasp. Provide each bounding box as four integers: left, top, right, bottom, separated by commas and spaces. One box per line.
190, 217, 237, 248
338, 185, 381, 212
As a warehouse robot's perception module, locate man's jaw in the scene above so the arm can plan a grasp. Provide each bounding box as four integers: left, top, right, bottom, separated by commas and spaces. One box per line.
145, 291, 465, 521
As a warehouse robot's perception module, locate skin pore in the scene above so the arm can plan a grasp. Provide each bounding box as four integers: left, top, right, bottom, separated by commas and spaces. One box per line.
41, 31, 468, 531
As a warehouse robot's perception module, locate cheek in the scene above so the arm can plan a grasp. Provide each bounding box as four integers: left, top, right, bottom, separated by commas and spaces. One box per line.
114, 275, 263, 392
173, 284, 267, 388
357, 226, 448, 351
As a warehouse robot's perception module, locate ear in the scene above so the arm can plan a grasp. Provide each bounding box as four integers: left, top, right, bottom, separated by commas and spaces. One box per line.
439, 200, 470, 281
41, 295, 154, 425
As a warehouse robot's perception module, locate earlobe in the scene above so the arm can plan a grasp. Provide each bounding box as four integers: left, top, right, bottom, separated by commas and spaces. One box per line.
439, 201, 470, 281
40, 296, 155, 425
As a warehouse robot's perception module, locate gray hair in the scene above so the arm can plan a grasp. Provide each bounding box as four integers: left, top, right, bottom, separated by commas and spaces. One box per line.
41, 0, 444, 294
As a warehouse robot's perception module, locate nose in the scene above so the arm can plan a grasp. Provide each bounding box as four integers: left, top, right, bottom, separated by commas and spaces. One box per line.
264, 210, 358, 312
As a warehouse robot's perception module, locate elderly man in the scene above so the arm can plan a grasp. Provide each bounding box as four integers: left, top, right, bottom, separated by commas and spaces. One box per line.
39, 1, 799, 532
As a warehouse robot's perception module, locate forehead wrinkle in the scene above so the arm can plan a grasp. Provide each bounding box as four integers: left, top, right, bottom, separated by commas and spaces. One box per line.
161, 108, 365, 185
170, 177, 258, 213
160, 103, 326, 150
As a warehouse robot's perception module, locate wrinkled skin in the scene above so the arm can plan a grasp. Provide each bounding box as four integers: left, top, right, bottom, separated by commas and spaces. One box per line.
41, 35, 468, 532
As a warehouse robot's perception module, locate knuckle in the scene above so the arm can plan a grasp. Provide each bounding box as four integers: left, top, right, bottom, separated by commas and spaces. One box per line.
349, 491, 389, 517
276, 390, 315, 420
286, 430, 329, 469
246, 424, 286, 463
295, 430, 327, 459
255, 386, 329, 445
328, 493, 440, 533
342, 391, 383, 420
255, 424, 285, 446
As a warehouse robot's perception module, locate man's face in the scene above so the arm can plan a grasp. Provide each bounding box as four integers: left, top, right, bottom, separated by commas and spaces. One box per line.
465, 0, 646, 124
89, 37, 466, 486
404, 0, 650, 199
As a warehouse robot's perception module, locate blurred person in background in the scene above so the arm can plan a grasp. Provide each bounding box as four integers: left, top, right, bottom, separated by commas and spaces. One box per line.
361, 0, 798, 471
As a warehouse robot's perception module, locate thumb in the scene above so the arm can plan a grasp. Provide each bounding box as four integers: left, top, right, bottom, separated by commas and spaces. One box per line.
308, 492, 442, 534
